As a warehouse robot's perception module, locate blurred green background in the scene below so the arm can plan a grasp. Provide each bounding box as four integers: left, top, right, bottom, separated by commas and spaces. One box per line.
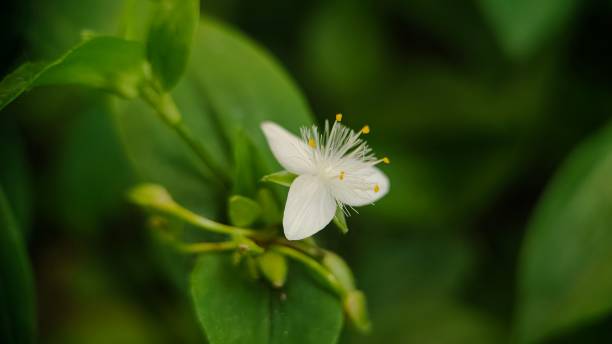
2, 0, 612, 343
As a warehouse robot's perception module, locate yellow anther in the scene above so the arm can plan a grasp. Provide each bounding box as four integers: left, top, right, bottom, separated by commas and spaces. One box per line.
308, 138, 316, 148
336, 113, 343, 122
373, 184, 380, 193
361, 125, 370, 134
339, 171, 345, 180
383, 157, 390, 164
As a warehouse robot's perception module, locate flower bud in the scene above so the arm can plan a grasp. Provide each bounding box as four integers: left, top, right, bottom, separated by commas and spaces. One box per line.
257, 250, 288, 288
322, 251, 355, 291
129, 183, 176, 210
344, 290, 372, 334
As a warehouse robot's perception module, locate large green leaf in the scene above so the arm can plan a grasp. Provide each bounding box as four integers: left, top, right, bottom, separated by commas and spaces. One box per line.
478, 0, 578, 58
147, 0, 199, 90
191, 254, 343, 344
52, 97, 134, 232
0, 36, 147, 112
0, 186, 35, 343
516, 122, 612, 343
191, 19, 314, 172
115, 19, 313, 214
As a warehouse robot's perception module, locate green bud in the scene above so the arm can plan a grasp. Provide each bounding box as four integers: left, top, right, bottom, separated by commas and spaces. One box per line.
344, 290, 372, 333
261, 170, 297, 187
322, 252, 355, 291
332, 207, 349, 234
257, 250, 288, 288
228, 195, 261, 227
129, 183, 176, 210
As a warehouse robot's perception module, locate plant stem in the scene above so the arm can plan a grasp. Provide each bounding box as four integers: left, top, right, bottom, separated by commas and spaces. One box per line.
271, 245, 345, 297
140, 84, 230, 187
177, 241, 239, 253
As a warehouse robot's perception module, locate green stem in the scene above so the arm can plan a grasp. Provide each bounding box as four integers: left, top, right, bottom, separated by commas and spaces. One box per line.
140, 84, 229, 187
168, 203, 258, 237
271, 245, 345, 297
177, 241, 238, 253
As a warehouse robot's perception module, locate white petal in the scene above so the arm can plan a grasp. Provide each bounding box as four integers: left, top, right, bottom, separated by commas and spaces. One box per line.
283, 174, 337, 240
260, 121, 313, 174
330, 166, 389, 207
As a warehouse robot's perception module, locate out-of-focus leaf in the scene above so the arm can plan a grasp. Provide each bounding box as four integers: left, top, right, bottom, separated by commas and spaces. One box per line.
117, 19, 314, 217
0, 120, 31, 233
191, 19, 314, 173
53, 98, 134, 232
516, 122, 612, 343
35, 37, 147, 98
191, 253, 343, 344
0, 185, 35, 343
25, 0, 125, 57
478, 0, 578, 58
228, 195, 261, 227
0, 63, 47, 112
231, 129, 258, 196
147, 0, 199, 90
0, 36, 147, 112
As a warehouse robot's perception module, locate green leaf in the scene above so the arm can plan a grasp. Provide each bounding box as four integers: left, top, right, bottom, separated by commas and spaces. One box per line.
117, 19, 313, 217
332, 207, 348, 234
0, 120, 32, 233
35, 36, 147, 98
516, 123, 612, 343
0, 36, 147, 112
261, 171, 297, 187
228, 195, 261, 227
191, 254, 343, 344
191, 19, 314, 172
146, 0, 199, 90
231, 129, 258, 196
52, 98, 134, 232
478, 0, 578, 58
0, 185, 36, 343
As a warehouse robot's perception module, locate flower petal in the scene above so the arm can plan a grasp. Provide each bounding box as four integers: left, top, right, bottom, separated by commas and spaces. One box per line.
330, 166, 389, 207
261, 121, 313, 174
283, 174, 337, 240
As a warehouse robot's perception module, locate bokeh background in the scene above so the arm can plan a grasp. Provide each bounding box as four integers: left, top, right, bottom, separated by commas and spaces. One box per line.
2, 0, 612, 343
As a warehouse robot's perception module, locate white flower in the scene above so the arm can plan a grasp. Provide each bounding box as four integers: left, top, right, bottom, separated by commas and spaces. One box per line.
261, 115, 390, 240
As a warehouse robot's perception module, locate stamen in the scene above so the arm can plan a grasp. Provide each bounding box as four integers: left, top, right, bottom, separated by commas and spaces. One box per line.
383, 157, 390, 164
373, 184, 380, 193
308, 138, 316, 148
339, 171, 345, 180
335, 113, 343, 122
361, 125, 370, 134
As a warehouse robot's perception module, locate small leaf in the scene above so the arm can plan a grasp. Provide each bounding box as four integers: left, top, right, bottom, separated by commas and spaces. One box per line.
228, 195, 261, 227
332, 207, 348, 234
516, 122, 612, 343
191, 253, 343, 344
258, 250, 288, 288
146, 0, 199, 90
261, 170, 297, 187
0, 36, 147, 112
0, 185, 36, 343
